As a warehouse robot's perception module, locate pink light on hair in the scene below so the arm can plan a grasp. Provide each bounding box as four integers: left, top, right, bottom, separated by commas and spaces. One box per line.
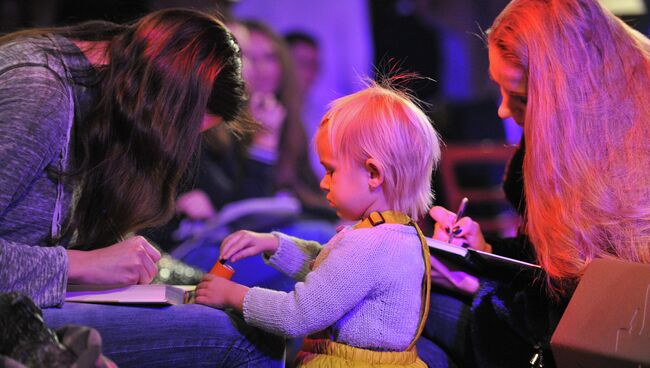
489, 0, 650, 297
320, 79, 441, 220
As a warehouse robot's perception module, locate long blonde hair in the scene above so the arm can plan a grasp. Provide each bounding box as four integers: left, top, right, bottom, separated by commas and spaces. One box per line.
489, 0, 650, 295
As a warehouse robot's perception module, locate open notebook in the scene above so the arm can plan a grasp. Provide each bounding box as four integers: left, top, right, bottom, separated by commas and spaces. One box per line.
65, 284, 196, 305
426, 237, 541, 275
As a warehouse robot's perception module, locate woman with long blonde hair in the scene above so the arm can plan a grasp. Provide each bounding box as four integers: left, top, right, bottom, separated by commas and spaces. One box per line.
490, 0, 650, 294
425, 0, 650, 366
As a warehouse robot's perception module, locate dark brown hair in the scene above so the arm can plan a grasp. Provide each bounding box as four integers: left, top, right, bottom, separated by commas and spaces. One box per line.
4, 9, 250, 247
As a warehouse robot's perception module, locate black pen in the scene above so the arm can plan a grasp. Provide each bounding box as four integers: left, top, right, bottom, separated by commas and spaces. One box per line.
448, 197, 468, 244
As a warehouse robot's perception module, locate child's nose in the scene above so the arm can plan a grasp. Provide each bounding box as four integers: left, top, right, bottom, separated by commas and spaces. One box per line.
320, 176, 330, 191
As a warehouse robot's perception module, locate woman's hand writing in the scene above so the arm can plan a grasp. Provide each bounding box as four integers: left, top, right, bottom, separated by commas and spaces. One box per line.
67, 235, 161, 285
429, 206, 492, 253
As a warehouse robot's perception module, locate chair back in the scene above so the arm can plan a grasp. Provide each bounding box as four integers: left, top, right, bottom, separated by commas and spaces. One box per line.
438, 144, 519, 236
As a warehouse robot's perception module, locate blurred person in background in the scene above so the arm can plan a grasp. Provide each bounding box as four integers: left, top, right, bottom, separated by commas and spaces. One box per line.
285, 31, 328, 180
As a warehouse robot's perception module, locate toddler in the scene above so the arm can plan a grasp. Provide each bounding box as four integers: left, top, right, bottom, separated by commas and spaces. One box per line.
196, 81, 441, 367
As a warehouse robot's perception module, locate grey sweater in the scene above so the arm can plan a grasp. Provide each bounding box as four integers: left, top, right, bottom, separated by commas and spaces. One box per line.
244, 224, 426, 351
0, 34, 98, 307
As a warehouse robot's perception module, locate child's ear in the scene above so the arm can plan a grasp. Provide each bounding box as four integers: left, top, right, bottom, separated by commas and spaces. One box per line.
365, 158, 384, 189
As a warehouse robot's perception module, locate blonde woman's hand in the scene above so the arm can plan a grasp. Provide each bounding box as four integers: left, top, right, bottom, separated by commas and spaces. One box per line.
429, 206, 492, 253
219, 230, 279, 263
67, 235, 161, 285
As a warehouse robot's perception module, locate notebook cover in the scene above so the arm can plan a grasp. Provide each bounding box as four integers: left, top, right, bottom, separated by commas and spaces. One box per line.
65, 284, 195, 305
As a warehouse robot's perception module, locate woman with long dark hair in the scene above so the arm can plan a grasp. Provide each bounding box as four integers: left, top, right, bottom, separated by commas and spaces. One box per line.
0, 9, 283, 366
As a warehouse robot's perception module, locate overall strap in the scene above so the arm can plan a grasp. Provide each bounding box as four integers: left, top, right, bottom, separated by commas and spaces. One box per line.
353, 211, 432, 350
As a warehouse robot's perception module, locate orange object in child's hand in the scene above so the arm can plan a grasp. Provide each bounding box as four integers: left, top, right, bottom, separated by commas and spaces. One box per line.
209, 260, 234, 279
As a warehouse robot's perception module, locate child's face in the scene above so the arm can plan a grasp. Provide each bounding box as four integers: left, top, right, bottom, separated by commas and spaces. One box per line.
315, 129, 375, 221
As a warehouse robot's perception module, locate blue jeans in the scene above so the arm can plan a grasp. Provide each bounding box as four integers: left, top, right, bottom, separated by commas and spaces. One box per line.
43, 303, 285, 368
417, 288, 472, 368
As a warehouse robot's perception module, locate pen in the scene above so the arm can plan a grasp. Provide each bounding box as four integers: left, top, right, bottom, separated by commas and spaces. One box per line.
448, 197, 468, 244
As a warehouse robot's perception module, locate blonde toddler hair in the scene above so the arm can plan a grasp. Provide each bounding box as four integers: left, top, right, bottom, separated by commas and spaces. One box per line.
319, 81, 441, 221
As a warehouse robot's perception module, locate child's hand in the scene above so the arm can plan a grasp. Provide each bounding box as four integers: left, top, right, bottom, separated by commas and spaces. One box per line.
195, 274, 249, 312
219, 230, 279, 262
429, 206, 492, 253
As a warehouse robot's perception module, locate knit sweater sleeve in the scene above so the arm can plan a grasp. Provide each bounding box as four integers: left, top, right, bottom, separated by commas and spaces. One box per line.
0, 64, 72, 307
266, 231, 323, 281
243, 229, 381, 338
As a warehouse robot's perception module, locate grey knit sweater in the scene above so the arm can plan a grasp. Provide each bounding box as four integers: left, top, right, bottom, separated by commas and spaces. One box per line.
243, 224, 426, 351
0, 34, 97, 307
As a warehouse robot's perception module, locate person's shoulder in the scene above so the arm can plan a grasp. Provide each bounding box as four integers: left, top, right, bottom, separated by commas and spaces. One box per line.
0, 35, 55, 66
0, 35, 77, 147
332, 225, 424, 284
0, 34, 81, 82
345, 223, 418, 239
336, 224, 420, 255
